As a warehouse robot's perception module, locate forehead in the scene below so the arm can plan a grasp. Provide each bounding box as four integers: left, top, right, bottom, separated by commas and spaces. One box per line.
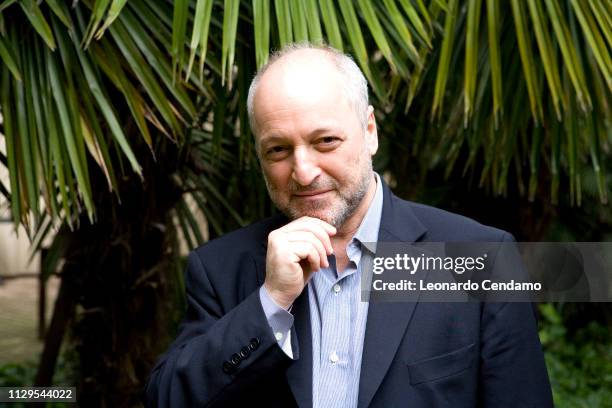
259, 57, 344, 101
252, 53, 352, 133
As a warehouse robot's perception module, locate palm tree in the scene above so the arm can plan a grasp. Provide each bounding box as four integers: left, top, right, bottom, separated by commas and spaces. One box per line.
0, 0, 610, 405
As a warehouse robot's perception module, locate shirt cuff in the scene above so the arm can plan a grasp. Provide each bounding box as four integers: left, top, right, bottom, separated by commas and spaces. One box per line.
259, 285, 295, 358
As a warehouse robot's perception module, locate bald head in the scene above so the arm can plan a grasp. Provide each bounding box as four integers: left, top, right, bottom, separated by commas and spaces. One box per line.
247, 44, 369, 138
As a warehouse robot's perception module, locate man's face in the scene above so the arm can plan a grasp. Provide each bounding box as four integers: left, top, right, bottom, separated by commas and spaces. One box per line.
252, 53, 378, 228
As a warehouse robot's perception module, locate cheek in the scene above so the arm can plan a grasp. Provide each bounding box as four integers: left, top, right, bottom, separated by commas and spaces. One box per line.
263, 162, 292, 189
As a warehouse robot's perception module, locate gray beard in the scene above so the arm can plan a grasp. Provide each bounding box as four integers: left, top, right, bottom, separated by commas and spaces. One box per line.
264, 164, 373, 229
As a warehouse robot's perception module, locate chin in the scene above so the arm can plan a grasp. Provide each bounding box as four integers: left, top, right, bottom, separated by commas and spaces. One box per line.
293, 209, 333, 223
284, 205, 338, 225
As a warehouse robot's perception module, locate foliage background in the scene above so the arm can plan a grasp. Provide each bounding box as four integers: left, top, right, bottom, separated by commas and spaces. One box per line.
0, 0, 610, 406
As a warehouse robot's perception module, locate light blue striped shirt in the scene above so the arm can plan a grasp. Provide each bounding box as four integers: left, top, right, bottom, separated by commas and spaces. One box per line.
260, 173, 383, 407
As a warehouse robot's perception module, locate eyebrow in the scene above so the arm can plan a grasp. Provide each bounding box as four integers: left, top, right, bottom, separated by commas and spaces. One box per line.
259, 127, 340, 147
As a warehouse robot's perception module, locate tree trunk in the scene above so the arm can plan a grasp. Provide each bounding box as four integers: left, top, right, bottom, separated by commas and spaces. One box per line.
36, 140, 185, 407
34, 272, 75, 387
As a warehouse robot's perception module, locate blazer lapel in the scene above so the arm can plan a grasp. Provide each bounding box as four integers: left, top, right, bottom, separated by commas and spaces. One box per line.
285, 289, 313, 408
357, 183, 428, 408
253, 215, 313, 408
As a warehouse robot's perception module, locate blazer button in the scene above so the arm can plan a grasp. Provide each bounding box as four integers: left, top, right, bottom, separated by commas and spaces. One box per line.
249, 337, 261, 351
222, 361, 234, 374
230, 353, 241, 366
240, 346, 251, 359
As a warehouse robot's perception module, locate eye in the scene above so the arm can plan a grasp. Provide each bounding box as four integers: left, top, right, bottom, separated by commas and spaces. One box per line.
265, 145, 290, 159
268, 146, 286, 153
316, 136, 341, 150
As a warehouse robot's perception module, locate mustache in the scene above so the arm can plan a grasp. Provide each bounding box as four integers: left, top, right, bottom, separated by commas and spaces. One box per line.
288, 180, 337, 193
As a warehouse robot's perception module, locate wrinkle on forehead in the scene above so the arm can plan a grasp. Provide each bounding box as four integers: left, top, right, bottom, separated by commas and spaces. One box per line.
254, 50, 345, 113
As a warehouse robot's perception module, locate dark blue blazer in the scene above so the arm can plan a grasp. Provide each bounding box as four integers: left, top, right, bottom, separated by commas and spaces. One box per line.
146, 182, 553, 407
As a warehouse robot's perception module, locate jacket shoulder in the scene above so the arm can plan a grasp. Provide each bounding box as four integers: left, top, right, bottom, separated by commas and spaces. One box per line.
183, 215, 286, 301
191, 214, 285, 260
405, 200, 511, 242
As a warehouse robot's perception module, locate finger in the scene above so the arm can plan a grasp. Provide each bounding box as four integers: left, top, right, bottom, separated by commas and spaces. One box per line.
283, 219, 334, 255
286, 231, 329, 268
290, 240, 322, 273
302, 216, 337, 236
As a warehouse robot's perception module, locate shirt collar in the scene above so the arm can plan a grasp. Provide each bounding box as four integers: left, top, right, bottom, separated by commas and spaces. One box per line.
351, 172, 384, 248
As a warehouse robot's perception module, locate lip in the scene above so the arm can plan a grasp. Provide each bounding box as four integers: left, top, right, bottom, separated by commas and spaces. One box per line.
292, 189, 332, 198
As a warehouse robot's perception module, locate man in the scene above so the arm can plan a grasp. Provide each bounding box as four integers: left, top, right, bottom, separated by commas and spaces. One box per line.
146, 44, 553, 407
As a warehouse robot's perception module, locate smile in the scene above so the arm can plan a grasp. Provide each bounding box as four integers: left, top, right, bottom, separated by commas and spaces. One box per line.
292, 190, 333, 199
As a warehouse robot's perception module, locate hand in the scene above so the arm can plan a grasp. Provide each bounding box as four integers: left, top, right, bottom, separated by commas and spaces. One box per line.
264, 216, 336, 309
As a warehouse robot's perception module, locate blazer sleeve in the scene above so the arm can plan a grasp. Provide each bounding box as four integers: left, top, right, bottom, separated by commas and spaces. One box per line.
478, 233, 554, 407
145, 251, 292, 407
479, 302, 553, 407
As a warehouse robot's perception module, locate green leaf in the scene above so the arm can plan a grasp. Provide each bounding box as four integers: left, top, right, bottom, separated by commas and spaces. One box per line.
572, 0, 612, 93
29, 41, 51, 186
486, 0, 502, 127
75, 49, 142, 180
528, 125, 542, 201
415, 0, 433, 33
543, 0, 591, 111
117, 9, 197, 118
564, 84, 580, 205
382, 0, 421, 67
398, 0, 432, 48
186, 0, 214, 80
510, 0, 543, 123
253, 0, 270, 68
318, 0, 343, 51
290, 0, 309, 42
23, 45, 46, 221
171, 0, 189, 80
431, 0, 458, 120
303, 0, 323, 43
0, 0, 17, 14
45, 0, 73, 29
47, 48, 95, 221
404, 2, 444, 112
275, 0, 293, 46
73, 63, 119, 192
95, 0, 128, 39
0, 35, 21, 81
526, 0, 564, 120
110, 18, 183, 135
91, 42, 154, 149
587, 0, 612, 50
221, 0, 240, 87
48, 18, 96, 219
356, 0, 399, 74
14, 60, 40, 222
463, 0, 482, 125
337, 0, 384, 101
19, 0, 56, 50
1, 68, 22, 225
47, 99, 73, 225
82, 0, 110, 48
587, 112, 608, 204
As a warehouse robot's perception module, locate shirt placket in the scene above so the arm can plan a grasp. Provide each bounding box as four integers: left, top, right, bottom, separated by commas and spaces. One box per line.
318, 273, 351, 407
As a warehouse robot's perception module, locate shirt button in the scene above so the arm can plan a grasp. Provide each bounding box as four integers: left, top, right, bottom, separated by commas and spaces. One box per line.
329, 351, 339, 364
275, 332, 284, 341
333, 284, 341, 294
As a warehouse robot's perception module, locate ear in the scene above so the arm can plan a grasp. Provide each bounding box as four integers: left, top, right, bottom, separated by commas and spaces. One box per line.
365, 105, 379, 156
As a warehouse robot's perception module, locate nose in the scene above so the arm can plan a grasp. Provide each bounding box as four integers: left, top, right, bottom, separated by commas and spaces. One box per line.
291, 147, 320, 186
